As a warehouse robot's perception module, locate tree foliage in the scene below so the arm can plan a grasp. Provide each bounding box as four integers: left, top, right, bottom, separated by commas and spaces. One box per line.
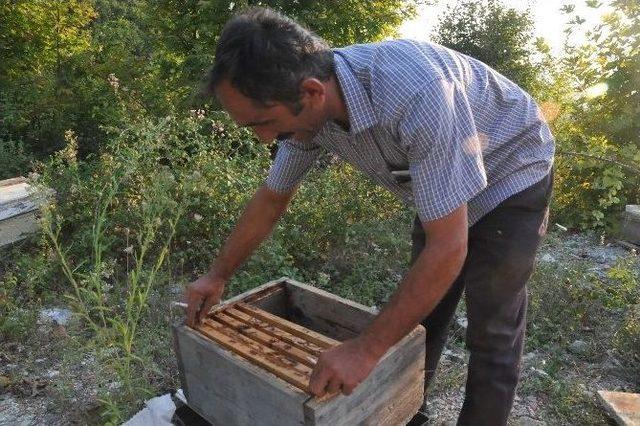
0, 0, 418, 165
432, 0, 544, 96
551, 0, 639, 228
0, 0, 97, 158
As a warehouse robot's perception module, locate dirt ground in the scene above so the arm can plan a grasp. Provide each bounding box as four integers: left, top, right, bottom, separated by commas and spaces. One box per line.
1, 231, 638, 425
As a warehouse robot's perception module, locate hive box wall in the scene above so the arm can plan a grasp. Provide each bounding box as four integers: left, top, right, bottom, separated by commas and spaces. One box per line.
621, 205, 640, 244
173, 325, 308, 426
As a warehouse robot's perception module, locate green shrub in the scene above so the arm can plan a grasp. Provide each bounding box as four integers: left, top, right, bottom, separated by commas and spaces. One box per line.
0, 138, 33, 179
29, 113, 267, 422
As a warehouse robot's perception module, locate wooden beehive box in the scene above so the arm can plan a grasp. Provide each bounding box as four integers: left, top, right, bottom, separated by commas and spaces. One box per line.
173, 277, 426, 426
0, 177, 42, 247
621, 205, 640, 245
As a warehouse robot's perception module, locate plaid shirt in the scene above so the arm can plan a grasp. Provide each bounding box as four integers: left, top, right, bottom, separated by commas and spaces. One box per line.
266, 40, 555, 225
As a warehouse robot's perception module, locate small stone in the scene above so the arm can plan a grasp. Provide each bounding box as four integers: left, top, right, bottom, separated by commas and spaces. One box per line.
539, 253, 556, 263
443, 349, 465, 363
38, 308, 72, 326
568, 340, 589, 355
45, 370, 59, 378
169, 285, 183, 295
530, 367, 550, 379
455, 315, 468, 330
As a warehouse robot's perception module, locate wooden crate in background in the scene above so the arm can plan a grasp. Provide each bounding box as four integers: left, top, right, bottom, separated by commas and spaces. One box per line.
173, 277, 426, 426
0, 177, 42, 247
621, 205, 640, 245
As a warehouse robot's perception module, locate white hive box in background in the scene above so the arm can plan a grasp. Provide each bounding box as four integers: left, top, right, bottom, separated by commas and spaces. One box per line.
621, 205, 640, 245
0, 177, 48, 247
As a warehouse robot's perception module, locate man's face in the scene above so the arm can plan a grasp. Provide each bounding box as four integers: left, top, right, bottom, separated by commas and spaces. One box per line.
215, 79, 328, 145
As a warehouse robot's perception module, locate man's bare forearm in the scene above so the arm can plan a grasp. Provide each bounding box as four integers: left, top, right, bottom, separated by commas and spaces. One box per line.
359, 214, 468, 358
208, 185, 294, 280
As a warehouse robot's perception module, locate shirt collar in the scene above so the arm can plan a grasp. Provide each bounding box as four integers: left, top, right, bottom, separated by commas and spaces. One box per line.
332, 51, 377, 135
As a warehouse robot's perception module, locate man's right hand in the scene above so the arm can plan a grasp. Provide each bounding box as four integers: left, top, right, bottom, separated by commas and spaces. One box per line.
184, 272, 226, 328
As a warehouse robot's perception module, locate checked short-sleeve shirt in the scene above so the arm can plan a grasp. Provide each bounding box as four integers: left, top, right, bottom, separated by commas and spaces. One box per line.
265, 40, 555, 225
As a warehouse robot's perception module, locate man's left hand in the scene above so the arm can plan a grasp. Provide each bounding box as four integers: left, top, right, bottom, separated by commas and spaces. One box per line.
308, 337, 385, 397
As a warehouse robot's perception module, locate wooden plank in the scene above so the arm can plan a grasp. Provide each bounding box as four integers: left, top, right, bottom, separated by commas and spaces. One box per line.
0, 210, 39, 247
246, 282, 288, 317
0, 200, 38, 222
171, 324, 190, 401
598, 391, 640, 426
361, 371, 423, 426
225, 306, 324, 356
202, 277, 289, 318
236, 302, 338, 349
616, 240, 640, 252
214, 311, 318, 368
304, 326, 426, 426
0, 177, 27, 188
0, 182, 31, 204
0, 182, 38, 222
243, 281, 286, 304
199, 318, 313, 391
621, 206, 640, 245
285, 278, 377, 341
174, 325, 307, 426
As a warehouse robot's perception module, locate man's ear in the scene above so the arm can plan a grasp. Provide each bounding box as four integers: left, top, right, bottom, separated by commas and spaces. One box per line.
300, 78, 326, 103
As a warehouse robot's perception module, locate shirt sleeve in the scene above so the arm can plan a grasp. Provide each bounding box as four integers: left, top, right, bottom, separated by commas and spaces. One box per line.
399, 79, 487, 222
265, 139, 322, 194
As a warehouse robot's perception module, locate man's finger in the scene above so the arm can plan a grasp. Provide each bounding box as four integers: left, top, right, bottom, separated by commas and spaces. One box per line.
325, 376, 342, 395
308, 365, 331, 396
186, 293, 202, 328
342, 381, 358, 396
198, 295, 219, 323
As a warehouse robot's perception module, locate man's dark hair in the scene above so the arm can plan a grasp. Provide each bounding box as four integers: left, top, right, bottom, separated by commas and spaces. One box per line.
207, 7, 334, 109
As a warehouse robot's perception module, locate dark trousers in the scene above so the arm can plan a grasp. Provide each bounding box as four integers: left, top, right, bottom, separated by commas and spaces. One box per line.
411, 173, 552, 425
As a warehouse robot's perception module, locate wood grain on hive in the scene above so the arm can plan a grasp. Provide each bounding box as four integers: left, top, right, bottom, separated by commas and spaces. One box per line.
195, 301, 338, 393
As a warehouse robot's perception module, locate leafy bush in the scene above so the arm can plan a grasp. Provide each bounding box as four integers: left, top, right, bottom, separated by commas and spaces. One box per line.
0, 138, 32, 179
550, 1, 640, 228
23, 113, 264, 421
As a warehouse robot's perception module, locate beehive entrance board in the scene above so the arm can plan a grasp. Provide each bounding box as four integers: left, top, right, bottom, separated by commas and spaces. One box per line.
173, 277, 426, 426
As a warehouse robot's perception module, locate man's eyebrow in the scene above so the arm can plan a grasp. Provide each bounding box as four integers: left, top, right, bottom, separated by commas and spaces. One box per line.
238, 118, 275, 127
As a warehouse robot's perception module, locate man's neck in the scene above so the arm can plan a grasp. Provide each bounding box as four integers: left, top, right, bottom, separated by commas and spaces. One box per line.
325, 75, 350, 131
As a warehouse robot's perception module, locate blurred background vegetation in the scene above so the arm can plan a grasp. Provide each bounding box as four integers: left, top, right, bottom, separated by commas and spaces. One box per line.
0, 0, 638, 423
